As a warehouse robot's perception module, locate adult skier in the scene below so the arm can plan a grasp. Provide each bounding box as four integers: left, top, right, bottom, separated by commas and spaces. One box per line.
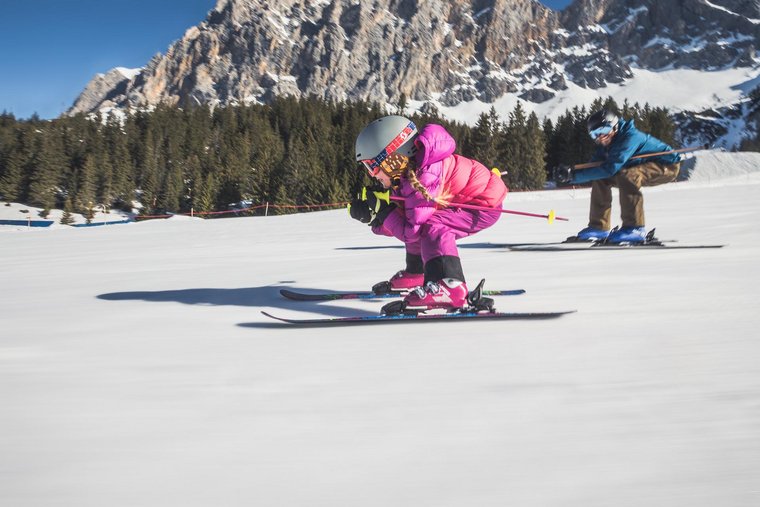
553, 110, 682, 243
349, 115, 508, 311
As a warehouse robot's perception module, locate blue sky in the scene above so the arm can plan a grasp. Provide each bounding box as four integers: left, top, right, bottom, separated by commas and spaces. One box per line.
541, 0, 573, 10
0, 0, 573, 120
0, 0, 215, 119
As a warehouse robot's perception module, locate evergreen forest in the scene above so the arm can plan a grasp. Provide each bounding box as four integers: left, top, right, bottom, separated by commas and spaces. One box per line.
0, 96, 677, 220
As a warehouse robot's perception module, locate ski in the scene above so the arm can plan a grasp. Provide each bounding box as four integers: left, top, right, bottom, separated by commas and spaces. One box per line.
280, 287, 525, 301
261, 309, 576, 326
509, 228, 724, 251
509, 243, 725, 251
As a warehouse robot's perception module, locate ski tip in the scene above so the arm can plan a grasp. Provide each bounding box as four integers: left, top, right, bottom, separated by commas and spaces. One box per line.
279, 288, 330, 301
261, 310, 289, 323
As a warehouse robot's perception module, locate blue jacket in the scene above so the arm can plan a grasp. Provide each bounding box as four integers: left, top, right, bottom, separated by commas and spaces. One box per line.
571, 119, 681, 184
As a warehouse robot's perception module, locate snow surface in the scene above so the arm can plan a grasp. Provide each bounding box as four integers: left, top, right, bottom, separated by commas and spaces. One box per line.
2, 152, 760, 506
114, 67, 143, 81
427, 66, 759, 125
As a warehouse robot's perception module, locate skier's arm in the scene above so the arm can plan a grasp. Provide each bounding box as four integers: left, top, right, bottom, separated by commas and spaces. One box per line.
372, 172, 440, 241
572, 134, 641, 184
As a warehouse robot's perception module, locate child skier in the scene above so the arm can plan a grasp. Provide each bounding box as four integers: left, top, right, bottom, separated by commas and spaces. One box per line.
349, 115, 508, 311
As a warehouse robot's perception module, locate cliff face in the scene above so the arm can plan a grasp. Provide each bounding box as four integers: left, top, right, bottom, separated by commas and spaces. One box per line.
562, 0, 759, 70
68, 0, 759, 115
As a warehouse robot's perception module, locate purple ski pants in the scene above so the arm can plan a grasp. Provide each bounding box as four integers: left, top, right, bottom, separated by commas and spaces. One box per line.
404, 208, 501, 262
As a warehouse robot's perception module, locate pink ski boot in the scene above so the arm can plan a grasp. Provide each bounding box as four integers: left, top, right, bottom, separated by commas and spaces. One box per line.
372, 270, 424, 294
402, 278, 469, 311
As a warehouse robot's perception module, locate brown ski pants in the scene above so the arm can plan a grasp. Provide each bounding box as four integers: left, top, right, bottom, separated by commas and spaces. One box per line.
589, 161, 681, 230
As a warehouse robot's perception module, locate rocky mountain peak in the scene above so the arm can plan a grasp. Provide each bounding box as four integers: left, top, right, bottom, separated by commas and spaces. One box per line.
68, 0, 759, 121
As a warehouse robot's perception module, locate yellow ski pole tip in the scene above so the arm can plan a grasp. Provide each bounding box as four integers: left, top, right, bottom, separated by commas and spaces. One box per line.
548, 209, 556, 225
491, 167, 501, 177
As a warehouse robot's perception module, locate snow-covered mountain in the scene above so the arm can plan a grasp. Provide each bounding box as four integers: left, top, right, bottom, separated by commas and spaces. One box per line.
69, 0, 760, 148
2, 151, 760, 505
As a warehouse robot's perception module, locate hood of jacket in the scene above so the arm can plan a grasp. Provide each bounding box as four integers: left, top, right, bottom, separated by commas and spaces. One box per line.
414, 124, 456, 168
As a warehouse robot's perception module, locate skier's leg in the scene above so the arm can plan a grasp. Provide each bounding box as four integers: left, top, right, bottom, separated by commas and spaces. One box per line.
419, 208, 501, 282
589, 178, 613, 230
375, 241, 424, 292
615, 169, 646, 228
403, 209, 500, 309
636, 161, 681, 187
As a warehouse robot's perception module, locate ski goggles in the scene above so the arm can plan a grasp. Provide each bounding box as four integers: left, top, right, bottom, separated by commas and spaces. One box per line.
362, 153, 410, 178
361, 157, 390, 177
589, 124, 615, 140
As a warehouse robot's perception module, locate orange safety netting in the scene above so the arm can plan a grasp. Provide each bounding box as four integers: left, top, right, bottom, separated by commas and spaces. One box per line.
135, 201, 350, 220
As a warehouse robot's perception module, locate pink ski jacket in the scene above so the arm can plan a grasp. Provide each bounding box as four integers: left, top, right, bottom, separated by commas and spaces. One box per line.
374, 124, 508, 242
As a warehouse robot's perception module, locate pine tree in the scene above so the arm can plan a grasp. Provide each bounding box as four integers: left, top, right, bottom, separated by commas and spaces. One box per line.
249, 117, 284, 204
272, 183, 294, 215
0, 147, 24, 203
95, 153, 113, 207
637, 103, 653, 134
26, 131, 60, 212
522, 112, 547, 190
185, 155, 203, 213
546, 112, 576, 169
194, 172, 218, 214
468, 107, 502, 171
276, 133, 321, 206
501, 103, 526, 189
542, 118, 557, 178
158, 163, 184, 213
60, 197, 76, 225
74, 155, 97, 215
501, 103, 546, 190
621, 99, 636, 122
138, 132, 161, 214
571, 106, 595, 164
105, 115, 135, 210
642, 106, 676, 146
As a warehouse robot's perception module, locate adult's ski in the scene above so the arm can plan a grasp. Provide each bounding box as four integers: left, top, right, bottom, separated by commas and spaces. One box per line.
509, 243, 724, 251
280, 287, 525, 301
509, 228, 724, 251
261, 309, 575, 326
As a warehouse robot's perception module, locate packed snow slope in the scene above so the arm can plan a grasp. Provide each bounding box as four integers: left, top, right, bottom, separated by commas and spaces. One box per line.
2, 151, 760, 506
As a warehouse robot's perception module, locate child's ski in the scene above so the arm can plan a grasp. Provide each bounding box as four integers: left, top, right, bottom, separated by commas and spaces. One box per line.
280, 287, 525, 301
261, 309, 575, 326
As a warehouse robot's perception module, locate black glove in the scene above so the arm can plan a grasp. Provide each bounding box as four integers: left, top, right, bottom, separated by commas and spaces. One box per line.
552, 164, 574, 185
348, 187, 397, 227
349, 196, 372, 223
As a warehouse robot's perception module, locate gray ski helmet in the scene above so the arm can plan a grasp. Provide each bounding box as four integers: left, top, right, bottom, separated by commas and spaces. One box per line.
355, 115, 418, 170
587, 109, 620, 139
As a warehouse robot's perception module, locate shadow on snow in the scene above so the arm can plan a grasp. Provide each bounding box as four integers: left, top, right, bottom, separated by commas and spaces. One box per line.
97, 284, 380, 321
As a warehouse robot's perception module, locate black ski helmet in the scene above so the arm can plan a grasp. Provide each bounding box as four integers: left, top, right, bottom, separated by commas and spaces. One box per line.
587, 109, 620, 139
